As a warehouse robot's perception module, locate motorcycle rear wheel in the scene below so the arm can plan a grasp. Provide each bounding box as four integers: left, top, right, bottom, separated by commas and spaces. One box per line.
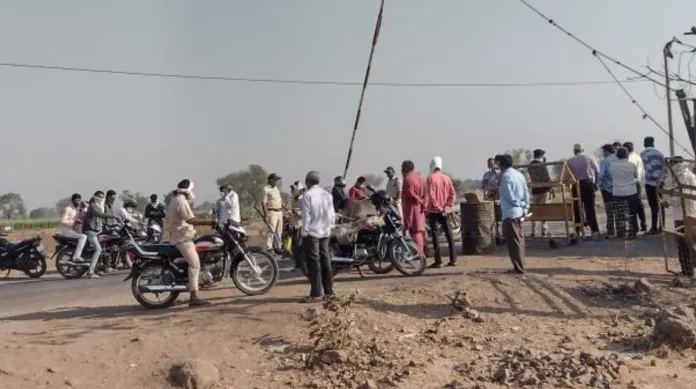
54, 248, 89, 279
23, 252, 47, 278
388, 238, 426, 276
131, 264, 180, 309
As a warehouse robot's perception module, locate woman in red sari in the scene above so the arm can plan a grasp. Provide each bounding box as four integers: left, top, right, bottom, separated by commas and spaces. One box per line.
401, 160, 426, 253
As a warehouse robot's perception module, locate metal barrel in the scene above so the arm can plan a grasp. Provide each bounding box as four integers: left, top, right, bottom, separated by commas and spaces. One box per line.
460, 201, 496, 255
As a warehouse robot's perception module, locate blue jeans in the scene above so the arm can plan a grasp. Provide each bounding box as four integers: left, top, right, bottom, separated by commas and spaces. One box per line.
85, 231, 102, 274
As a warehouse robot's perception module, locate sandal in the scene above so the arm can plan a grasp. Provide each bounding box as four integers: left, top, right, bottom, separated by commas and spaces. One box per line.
188, 299, 210, 308
301, 296, 322, 304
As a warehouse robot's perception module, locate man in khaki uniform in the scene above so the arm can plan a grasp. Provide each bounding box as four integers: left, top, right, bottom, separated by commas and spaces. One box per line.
263, 173, 284, 251
163, 179, 211, 307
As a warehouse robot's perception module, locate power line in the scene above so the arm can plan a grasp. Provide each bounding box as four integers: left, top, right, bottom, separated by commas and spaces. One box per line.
517, 0, 669, 89
0, 61, 650, 88
595, 54, 695, 158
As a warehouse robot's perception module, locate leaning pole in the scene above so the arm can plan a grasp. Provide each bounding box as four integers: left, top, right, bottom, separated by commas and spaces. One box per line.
342, 0, 386, 180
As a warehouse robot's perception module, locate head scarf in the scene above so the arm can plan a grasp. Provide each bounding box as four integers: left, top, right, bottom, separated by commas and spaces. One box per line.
176, 180, 195, 200
430, 156, 443, 173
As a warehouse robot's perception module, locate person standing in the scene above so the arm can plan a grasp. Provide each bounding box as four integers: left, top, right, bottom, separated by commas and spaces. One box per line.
598, 144, 618, 237
300, 171, 336, 302
331, 176, 348, 213
59, 193, 88, 262
608, 148, 639, 238
481, 157, 500, 200
103, 190, 118, 228
82, 191, 111, 278
384, 166, 403, 218
527, 149, 551, 237
623, 142, 647, 232
665, 157, 696, 277
163, 179, 211, 307
215, 184, 241, 224
425, 156, 457, 267
497, 154, 530, 274
144, 194, 166, 227
262, 173, 284, 251
349, 176, 368, 200
401, 160, 427, 255
641, 136, 665, 234
567, 143, 601, 239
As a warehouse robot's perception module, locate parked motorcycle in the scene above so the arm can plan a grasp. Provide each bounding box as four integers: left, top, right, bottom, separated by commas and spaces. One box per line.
52, 225, 132, 279
296, 186, 426, 278
124, 219, 279, 309
0, 226, 47, 278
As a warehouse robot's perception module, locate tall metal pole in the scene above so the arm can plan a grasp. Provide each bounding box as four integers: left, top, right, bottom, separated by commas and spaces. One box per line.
342, 0, 386, 180
664, 40, 675, 158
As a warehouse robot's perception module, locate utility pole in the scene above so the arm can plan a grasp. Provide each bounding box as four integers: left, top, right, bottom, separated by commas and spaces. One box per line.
664, 39, 675, 158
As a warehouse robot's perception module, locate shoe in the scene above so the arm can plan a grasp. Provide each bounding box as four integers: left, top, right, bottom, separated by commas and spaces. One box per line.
87, 273, 100, 279
301, 296, 322, 304
446, 262, 457, 267
592, 232, 602, 241
645, 228, 660, 235
428, 263, 443, 269
188, 299, 210, 308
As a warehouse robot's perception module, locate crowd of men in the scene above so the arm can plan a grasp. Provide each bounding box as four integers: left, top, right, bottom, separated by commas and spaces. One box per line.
479, 136, 696, 277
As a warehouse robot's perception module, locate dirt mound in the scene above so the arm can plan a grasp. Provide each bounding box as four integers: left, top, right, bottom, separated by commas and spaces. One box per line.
652, 305, 696, 349
168, 359, 220, 389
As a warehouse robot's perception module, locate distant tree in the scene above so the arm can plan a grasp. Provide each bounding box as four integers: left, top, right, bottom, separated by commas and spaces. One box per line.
505, 148, 533, 166
0, 193, 27, 219
55, 197, 72, 215
29, 207, 57, 219
119, 190, 149, 211
362, 174, 385, 189
193, 200, 214, 213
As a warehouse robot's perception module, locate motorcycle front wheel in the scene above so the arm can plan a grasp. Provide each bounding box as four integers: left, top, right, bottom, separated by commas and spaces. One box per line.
388, 238, 426, 276
54, 248, 89, 279
131, 263, 180, 309
231, 246, 279, 296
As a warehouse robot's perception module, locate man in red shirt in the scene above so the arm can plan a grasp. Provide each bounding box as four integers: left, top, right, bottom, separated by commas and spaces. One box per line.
425, 156, 457, 267
401, 161, 426, 255
348, 176, 368, 200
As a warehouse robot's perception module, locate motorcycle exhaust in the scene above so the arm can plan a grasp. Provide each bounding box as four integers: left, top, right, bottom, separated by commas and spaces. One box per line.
138, 284, 189, 293
62, 261, 89, 267
331, 256, 355, 263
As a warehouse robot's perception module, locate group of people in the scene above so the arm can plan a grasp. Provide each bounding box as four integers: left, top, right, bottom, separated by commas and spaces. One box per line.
58, 191, 166, 279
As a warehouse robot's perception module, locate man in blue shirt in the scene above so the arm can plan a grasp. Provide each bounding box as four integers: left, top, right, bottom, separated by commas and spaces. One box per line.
598, 143, 618, 237
496, 154, 530, 274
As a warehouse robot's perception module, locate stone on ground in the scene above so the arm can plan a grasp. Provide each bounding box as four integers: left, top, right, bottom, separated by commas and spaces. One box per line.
168, 359, 220, 389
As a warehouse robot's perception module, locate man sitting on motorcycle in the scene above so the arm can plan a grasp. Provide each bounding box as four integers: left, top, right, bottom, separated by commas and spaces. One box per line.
118, 199, 142, 225
59, 193, 88, 262
164, 179, 212, 307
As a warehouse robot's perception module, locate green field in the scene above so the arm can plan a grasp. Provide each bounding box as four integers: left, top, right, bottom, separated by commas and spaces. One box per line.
0, 212, 214, 232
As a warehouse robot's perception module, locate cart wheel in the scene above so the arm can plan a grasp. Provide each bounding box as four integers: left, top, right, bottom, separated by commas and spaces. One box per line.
548, 239, 559, 249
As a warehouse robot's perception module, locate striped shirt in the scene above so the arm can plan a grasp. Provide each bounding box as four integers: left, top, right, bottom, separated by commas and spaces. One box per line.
640, 147, 665, 187
567, 153, 599, 183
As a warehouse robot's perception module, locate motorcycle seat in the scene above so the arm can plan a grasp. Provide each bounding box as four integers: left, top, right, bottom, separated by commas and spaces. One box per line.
139, 244, 181, 258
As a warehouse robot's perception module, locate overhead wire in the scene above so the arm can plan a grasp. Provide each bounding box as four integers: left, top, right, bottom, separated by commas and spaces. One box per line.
0, 61, 650, 88
595, 54, 695, 158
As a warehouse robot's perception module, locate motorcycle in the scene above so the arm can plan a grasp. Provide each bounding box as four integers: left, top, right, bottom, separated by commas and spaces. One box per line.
52, 225, 132, 279
0, 226, 47, 278
124, 219, 279, 309
146, 222, 162, 243
296, 186, 426, 278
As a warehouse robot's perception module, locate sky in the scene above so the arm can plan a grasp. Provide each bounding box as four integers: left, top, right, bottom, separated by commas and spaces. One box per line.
0, 0, 695, 210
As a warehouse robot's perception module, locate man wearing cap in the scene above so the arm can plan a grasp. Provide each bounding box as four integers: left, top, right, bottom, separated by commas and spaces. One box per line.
567, 143, 601, 239
384, 166, 402, 218
263, 173, 284, 251
527, 149, 551, 237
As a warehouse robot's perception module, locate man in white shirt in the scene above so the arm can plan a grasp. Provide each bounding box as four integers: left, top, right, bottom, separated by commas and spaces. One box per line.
262, 173, 283, 251
623, 142, 647, 232
609, 147, 639, 238
118, 199, 142, 225
215, 185, 241, 224
384, 166, 403, 218
59, 193, 87, 261
301, 171, 336, 302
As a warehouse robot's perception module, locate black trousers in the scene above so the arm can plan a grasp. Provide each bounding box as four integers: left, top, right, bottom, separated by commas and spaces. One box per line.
675, 220, 694, 277
613, 194, 639, 238
645, 184, 662, 231
601, 190, 616, 236
427, 213, 455, 265
635, 183, 647, 230
574, 180, 599, 233
303, 236, 333, 298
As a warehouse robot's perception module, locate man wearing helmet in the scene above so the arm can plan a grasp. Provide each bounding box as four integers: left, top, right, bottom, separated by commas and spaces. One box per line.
118, 198, 141, 225
163, 179, 213, 307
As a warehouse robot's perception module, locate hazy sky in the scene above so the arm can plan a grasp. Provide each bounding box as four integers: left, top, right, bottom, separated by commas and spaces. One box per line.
1, 0, 695, 209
